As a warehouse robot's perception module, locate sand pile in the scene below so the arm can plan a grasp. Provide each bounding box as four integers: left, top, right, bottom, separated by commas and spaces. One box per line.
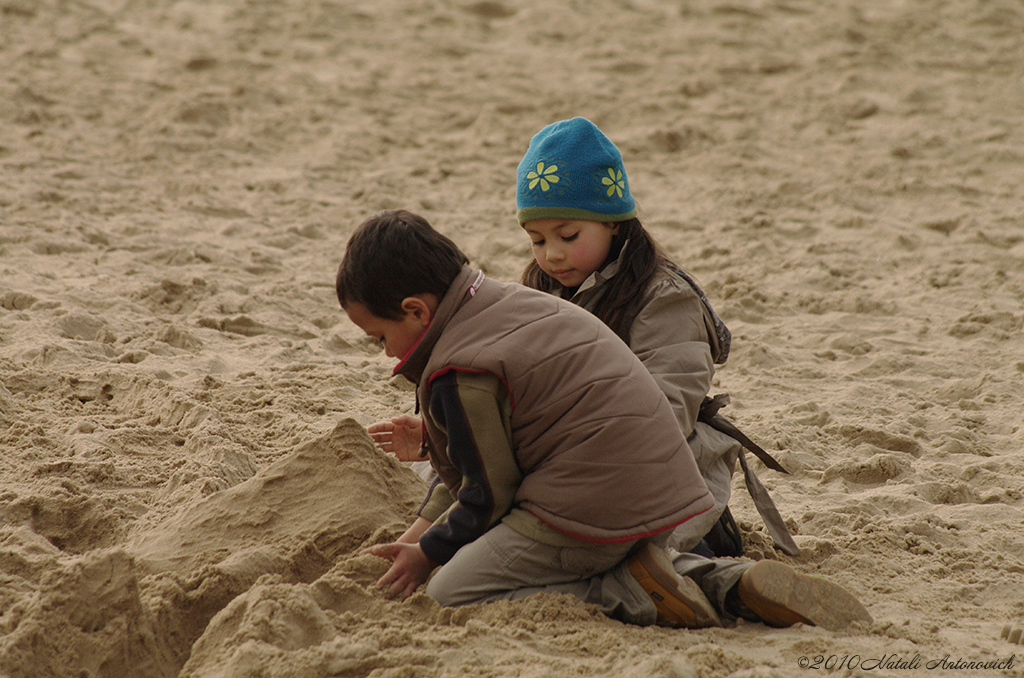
0, 419, 423, 676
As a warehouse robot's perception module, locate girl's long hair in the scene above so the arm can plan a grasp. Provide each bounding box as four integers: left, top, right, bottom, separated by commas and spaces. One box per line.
520, 218, 672, 341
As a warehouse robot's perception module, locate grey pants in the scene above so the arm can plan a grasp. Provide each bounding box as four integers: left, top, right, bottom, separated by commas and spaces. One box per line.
424, 523, 752, 625
670, 549, 750, 620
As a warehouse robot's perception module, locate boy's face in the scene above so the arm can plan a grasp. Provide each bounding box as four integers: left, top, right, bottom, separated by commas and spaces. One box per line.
344, 297, 434, 360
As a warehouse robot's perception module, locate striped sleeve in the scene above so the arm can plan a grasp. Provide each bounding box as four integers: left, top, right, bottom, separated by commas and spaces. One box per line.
418, 370, 521, 566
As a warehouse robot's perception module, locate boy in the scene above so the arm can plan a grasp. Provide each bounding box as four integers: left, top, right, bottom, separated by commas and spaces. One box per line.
337, 210, 871, 630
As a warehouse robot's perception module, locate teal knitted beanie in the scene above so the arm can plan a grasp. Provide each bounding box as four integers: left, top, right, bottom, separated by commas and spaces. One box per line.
516, 117, 636, 225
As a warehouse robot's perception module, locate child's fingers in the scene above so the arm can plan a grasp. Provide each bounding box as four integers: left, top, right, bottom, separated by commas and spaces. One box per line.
399, 580, 418, 600
368, 429, 395, 450
392, 414, 420, 427
367, 421, 395, 435
363, 543, 398, 562
376, 564, 409, 596
382, 570, 418, 599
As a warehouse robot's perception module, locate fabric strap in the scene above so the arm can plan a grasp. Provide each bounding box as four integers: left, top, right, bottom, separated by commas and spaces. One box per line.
699, 394, 801, 556
738, 451, 801, 557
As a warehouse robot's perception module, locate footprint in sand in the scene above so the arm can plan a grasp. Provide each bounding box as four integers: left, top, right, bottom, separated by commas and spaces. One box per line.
1000, 624, 1024, 644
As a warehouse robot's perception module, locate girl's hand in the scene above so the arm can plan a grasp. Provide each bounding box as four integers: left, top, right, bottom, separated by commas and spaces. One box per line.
362, 541, 436, 599
367, 415, 423, 461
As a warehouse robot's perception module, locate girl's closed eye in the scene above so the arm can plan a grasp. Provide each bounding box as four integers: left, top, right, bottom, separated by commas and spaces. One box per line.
562, 233, 578, 242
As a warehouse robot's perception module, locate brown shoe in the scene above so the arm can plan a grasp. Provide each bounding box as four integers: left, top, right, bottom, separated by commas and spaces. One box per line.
736, 560, 872, 631
627, 543, 722, 628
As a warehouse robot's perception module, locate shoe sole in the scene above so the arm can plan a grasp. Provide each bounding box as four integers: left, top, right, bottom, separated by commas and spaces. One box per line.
628, 543, 722, 628
737, 560, 872, 631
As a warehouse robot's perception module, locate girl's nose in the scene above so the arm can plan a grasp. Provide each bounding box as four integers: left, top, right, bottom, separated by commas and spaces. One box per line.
546, 246, 565, 263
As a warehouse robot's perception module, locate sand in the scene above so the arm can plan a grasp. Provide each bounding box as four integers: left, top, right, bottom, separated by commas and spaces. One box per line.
1, 0, 1023, 676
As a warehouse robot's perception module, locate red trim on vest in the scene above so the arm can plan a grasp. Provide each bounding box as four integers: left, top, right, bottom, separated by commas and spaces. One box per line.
391, 325, 432, 376
526, 503, 713, 544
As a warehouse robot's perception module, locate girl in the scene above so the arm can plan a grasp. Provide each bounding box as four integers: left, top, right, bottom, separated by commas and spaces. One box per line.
515, 117, 798, 557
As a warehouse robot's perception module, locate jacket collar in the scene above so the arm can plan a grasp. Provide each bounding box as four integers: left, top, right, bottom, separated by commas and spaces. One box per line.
567, 238, 630, 301
393, 266, 483, 384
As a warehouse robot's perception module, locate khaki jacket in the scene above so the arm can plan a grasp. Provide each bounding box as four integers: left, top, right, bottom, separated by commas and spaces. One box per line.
565, 253, 798, 555
395, 267, 714, 544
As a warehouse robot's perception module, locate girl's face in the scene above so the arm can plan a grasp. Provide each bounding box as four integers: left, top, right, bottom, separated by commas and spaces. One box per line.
524, 219, 619, 288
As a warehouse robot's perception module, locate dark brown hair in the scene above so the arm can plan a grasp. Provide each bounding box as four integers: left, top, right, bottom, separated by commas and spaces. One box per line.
337, 210, 469, 320
520, 217, 671, 341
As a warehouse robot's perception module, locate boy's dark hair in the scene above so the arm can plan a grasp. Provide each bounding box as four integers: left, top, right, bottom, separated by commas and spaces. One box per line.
337, 210, 469, 319
521, 217, 670, 341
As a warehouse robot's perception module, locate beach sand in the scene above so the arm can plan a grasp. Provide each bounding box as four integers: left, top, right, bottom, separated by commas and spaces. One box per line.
1, 0, 1023, 676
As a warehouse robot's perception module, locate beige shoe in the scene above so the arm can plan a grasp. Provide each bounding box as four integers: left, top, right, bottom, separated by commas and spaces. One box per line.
627, 543, 722, 628
737, 560, 872, 631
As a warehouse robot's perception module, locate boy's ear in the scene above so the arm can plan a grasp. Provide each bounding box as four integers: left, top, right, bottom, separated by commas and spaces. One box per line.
400, 294, 437, 326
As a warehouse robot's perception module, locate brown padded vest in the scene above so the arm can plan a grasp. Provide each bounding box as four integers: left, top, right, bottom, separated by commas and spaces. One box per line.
395, 267, 714, 543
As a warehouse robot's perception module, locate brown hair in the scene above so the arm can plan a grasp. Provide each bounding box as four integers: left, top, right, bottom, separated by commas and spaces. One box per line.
337, 210, 469, 319
520, 217, 672, 341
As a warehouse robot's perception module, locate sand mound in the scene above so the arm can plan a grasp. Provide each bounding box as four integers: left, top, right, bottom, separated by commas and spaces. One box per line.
0, 421, 423, 678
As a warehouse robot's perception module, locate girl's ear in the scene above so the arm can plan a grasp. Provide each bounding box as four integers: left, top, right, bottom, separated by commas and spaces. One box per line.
607, 222, 621, 236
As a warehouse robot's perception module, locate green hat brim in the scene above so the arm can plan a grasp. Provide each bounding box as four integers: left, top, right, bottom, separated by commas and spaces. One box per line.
518, 205, 637, 226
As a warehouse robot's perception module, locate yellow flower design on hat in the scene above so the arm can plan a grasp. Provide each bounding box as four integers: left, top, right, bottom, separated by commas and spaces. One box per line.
526, 161, 560, 192
602, 167, 625, 198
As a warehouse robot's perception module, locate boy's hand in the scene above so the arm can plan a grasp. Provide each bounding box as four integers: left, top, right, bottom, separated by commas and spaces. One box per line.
362, 541, 435, 599
367, 415, 424, 461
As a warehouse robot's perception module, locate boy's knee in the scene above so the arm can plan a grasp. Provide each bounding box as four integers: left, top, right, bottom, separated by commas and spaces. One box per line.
424, 568, 474, 607
423, 573, 451, 606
